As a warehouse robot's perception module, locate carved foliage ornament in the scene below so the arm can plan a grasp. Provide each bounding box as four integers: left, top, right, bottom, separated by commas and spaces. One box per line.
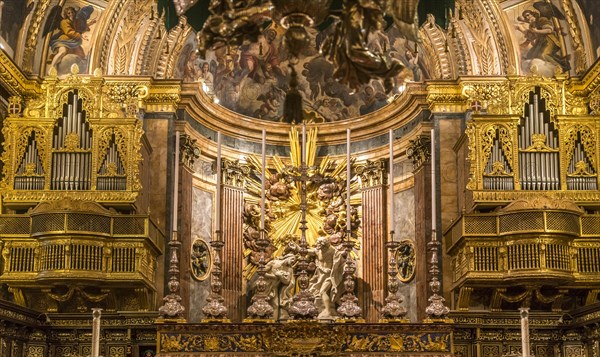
406, 135, 431, 170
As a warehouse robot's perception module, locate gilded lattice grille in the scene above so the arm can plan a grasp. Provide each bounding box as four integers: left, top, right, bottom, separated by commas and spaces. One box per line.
67, 214, 111, 234
546, 212, 579, 234
582, 216, 600, 236
0, 217, 30, 235
545, 244, 570, 270
39, 244, 66, 270
8, 246, 35, 272
32, 214, 65, 233
113, 217, 146, 235
500, 212, 544, 233
465, 216, 496, 234
473, 246, 498, 271
70, 244, 103, 271
578, 247, 600, 273
111, 247, 136, 273
507, 244, 540, 270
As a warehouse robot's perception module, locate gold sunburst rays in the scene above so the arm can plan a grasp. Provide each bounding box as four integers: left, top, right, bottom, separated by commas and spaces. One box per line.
243, 126, 363, 279
289, 125, 318, 167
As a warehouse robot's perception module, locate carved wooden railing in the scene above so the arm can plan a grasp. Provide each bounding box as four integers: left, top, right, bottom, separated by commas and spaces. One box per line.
0, 213, 163, 287
446, 211, 600, 286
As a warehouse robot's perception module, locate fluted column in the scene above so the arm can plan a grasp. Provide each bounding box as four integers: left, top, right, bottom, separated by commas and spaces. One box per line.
355, 159, 387, 322
407, 134, 432, 322
220, 159, 250, 322
178, 133, 200, 321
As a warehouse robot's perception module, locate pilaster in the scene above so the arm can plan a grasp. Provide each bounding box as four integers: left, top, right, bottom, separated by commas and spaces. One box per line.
407, 135, 432, 321
220, 159, 250, 322
355, 159, 387, 322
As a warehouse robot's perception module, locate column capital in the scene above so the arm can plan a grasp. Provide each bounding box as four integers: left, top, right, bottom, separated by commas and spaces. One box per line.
221, 159, 251, 188
355, 159, 387, 189
179, 133, 200, 170
407, 135, 432, 171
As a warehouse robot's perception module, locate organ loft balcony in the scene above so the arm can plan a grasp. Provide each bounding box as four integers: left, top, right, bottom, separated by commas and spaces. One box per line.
0, 200, 164, 313
449, 81, 600, 312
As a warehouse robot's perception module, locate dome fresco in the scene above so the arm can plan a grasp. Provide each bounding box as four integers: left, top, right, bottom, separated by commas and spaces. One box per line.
175, 23, 424, 122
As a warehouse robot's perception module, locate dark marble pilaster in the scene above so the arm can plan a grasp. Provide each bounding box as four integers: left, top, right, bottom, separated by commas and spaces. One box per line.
356, 159, 387, 322
178, 134, 200, 321
220, 160, 250, 322
407, 135, 432, 322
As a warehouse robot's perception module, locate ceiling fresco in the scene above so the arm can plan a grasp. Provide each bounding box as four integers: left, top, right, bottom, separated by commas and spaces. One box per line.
0, 0, 599, 121
175, 23, 425, 122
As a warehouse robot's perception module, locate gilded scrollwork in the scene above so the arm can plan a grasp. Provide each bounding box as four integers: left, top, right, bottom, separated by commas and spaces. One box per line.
462, 81, 510, 114
465, 122, 478, 190
563, 125, 596, 173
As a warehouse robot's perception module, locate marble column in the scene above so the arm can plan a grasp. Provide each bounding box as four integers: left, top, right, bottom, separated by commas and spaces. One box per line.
407, 134, 432, 321
355, 159, 387, 322
220, 159, 250, 322
178, 134, 200, 321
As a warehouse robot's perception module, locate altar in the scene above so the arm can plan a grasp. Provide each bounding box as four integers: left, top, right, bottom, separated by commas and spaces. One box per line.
156, 322, 453, 356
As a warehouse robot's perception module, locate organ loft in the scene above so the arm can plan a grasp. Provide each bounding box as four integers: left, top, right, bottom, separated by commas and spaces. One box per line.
1, 0, 600, 356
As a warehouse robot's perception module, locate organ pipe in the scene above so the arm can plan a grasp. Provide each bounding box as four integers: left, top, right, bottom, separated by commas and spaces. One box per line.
51, 90, 93, 191
517, 91, 560, 191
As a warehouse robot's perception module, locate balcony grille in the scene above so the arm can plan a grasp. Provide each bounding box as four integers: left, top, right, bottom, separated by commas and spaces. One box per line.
545, 244, 570, 270
473, 246, 498, 271
578, 247, 600, 273
113, 217, 146, 235
508, 244, 540, 270
8, 246, 35, 272
32, 213, 64, 233
112, 247, 136, 272
546, 212, 579, 234
67, 214, 111, 234
500, 212, 544, 234
0, 217, 30, 235
40, 244, 66, 270
70, 244, 103, 271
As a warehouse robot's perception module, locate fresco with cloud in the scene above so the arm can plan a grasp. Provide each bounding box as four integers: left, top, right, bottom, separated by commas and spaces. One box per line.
176, 23, 426, 122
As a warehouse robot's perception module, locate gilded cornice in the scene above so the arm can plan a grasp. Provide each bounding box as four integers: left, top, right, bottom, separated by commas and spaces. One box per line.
568, 58, 600, 97
144, 81, 181, 112
427, 81, 467, 112
0, 51, 41, 98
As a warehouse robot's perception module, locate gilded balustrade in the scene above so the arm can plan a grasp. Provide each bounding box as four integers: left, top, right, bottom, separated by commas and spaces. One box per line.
0, 212, 163, 287
445, 210, 600, 288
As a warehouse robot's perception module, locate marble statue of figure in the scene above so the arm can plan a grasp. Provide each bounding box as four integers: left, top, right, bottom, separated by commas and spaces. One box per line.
307, 237, 344, 320
263, 253, 296, 320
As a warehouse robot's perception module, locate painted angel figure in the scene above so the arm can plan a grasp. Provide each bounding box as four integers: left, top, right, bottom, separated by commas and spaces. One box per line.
515, 1, 570, 73
43, 4, 97, 74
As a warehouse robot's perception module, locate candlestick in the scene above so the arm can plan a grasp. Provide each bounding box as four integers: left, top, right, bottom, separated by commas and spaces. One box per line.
430, 128, 435, 235
173, 131, 180, 239
346, 128, 351, 240
91, 309, 102, 357
389, 129, 394, 239
302, 123, 306, 166
261, 129, 266, 233
216, 131, 222, 237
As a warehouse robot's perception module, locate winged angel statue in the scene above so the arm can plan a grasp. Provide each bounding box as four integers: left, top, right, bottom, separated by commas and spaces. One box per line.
42, 4, 97, 74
